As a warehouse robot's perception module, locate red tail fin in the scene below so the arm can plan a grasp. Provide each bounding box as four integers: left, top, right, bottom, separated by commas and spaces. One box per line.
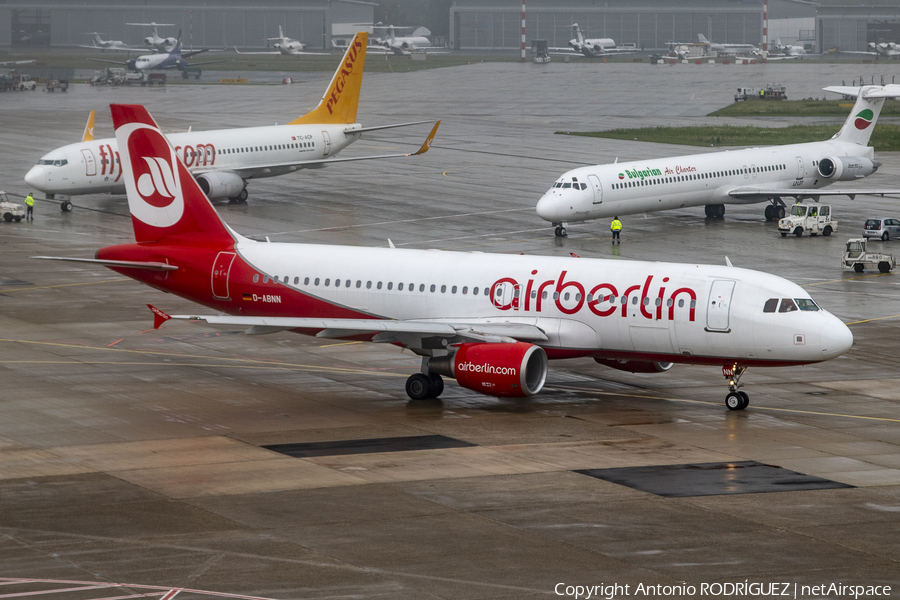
110, 104, 233, 245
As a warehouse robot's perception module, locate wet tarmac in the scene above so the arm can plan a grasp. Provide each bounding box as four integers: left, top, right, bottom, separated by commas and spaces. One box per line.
1, 60, 900, 597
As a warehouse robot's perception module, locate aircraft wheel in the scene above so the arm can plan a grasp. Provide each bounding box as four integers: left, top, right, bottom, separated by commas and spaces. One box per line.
559, 227, 567, 238
883, 232, 890, 241
878, 261, 892, 273
429, 374, 444, 397
238, 188, 249, 203
794, 227, 803, 237
776, 206, 785, 219
725, 392, 745, 411
61, 200, 73, 212
405, 373, 433, 400
823, 226, 832, 237
709, 204, 725, 218
854, 263, 865, 273
764, 205, 774, 221
738, 391, 750, 409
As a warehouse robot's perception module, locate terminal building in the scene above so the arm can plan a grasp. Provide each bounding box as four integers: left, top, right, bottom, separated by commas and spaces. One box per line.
0, 0, 374, 49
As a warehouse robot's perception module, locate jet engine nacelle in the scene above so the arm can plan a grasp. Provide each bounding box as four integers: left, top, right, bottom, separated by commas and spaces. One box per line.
817, 156, 877, 180
591, 44, 603, 53
196, 172, 245, 199
594, 358, 673, 374
429, 342, 548, 397
164, 36, 177, 47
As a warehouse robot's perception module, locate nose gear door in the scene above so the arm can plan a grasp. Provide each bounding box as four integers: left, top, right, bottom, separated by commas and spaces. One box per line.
211, 252, 236, 300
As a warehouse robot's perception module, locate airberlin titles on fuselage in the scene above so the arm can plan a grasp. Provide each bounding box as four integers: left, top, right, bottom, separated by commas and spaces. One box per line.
489, 271, 696, 321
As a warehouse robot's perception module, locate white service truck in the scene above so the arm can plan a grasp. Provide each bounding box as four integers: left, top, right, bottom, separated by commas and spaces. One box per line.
779, 203, 837, 237
842, 238, 895, 273
0, 191, 25, 222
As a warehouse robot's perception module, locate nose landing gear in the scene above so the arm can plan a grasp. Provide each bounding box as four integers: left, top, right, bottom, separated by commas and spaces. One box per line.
723, 364, 749, 410
553, 222, 568, 238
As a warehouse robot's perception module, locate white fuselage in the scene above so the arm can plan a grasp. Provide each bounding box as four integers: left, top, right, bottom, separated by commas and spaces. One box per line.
223, 241, 852, 366
537, 140, 873, 223
25, 124, 361, 196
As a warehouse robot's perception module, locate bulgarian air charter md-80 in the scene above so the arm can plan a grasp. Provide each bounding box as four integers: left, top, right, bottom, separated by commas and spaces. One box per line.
36, 103, 853, 411
24, 32, 438, 211
537, 85, 900, 237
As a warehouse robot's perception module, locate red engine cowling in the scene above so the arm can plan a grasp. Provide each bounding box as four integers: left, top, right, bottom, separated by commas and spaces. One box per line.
594, 358, 673, 374
438, 342, 548, 398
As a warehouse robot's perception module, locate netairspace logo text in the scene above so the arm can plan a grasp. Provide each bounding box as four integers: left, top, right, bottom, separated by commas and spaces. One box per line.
554, 581, 892, 599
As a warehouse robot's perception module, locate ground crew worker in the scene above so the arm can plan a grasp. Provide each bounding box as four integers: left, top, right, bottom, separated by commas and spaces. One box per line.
760, 88, 765, 99
25, 192, 34, 221
610, 216, 622, 244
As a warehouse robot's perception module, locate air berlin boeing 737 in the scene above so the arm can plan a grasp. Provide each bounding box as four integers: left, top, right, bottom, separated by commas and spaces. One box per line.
24, 32, 438, 211
37, 104, 854, 411
537, 84, 900, 237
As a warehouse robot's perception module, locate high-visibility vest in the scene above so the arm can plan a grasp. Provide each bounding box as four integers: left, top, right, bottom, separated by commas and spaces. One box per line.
25, 195, 34, 207
611, 219, 622, 231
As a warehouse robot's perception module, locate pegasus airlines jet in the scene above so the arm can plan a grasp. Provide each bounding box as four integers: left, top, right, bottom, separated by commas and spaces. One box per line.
36, 103, 854, 411
25, 32, 438, 210
537, 85, 900, 236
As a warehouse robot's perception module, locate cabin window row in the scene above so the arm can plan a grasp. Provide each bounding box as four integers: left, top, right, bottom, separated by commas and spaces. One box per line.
252, 273, 492, 296
221, 142, 314, 155
762, 297, 820, 313
611, 164, 788, 190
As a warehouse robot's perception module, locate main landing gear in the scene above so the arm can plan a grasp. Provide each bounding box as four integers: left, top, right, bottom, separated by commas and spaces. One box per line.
553, 222, 568, 238
764, 198, 786, 222
705, 204, 725, 218
228, 189, 249, 204
405, 373, 444, 400
723, 364, 749, 410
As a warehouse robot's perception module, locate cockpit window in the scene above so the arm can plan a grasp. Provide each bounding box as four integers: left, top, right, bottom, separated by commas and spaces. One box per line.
37, 159, 67, 166
562, 183, 572, 188
795, 298, 819, 311
763, 298, 778, 313
778, 298, 798, 313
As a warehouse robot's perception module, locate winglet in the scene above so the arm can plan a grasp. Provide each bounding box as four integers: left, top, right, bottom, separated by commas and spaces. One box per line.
409, 120, 440, 156
82, 110, 95, 142
148, 304, 172, 329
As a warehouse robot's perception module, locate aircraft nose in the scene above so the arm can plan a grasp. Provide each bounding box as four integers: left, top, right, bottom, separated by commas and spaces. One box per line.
820, 318, 853, 360
24, 166, 45, 190
536, 194, 559, 222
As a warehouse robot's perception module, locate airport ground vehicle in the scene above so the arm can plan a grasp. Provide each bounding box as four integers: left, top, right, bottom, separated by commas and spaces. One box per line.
842, 238, 895, 273
145, 73, 166, 85
778, 203, 837, 237
13, 72, 36, 91
44, 79, 68, 92
863, 217, 900, 240
734, 83, 787, 101
0, 192, 25, 222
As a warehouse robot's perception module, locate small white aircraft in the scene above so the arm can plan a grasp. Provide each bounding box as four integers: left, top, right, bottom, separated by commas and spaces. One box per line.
79, 33, 145, 52
696, 33, 757, 55
35, 102, 854, 411
537, 84, 900, 236
773, 37, 809, 57
372, 24, 446, 55
842, 42, 900, 58
233, 26, 329, 56
127, 22, 177, 52
551, 24, 636, 58
87, 30, 224, 75
26, 33, 438, 208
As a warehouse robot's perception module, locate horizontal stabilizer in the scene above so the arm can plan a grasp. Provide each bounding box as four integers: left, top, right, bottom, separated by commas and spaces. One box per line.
31, 256, 178, 271
347, 119, 436, 134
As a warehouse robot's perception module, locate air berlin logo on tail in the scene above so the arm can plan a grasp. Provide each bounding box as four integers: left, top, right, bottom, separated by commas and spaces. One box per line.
119, 123, 185, 228
854, 109, 874, 130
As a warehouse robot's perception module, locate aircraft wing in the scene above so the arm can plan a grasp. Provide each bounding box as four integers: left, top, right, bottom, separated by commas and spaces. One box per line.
0, 59, 35, 66
77, 45, 147, 52
150, 306, 549, 343
180, 48, 210, 59
183, 58, 232, 67
233, 47, 330, 56
825, 84, 900, 98
87, 58, 128, 66
728, 188, 900, 201
193, 121, 440, 178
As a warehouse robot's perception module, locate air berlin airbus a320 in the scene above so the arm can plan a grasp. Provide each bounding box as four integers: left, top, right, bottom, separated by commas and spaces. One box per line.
38, 104, 853, 411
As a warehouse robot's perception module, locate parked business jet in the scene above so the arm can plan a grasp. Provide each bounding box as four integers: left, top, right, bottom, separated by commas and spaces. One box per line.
552, 24, 635, 58
233, 26, 328, 56
127, 22, 177, 52
88, 29, 222, 74
35, 103, 853, 411
696, 33, 757, 55
537, 84, 900, 236
842, 42, 900, 58
79, 33, 145, 52
371, 25, 446, 55
25, 33, 438, 210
